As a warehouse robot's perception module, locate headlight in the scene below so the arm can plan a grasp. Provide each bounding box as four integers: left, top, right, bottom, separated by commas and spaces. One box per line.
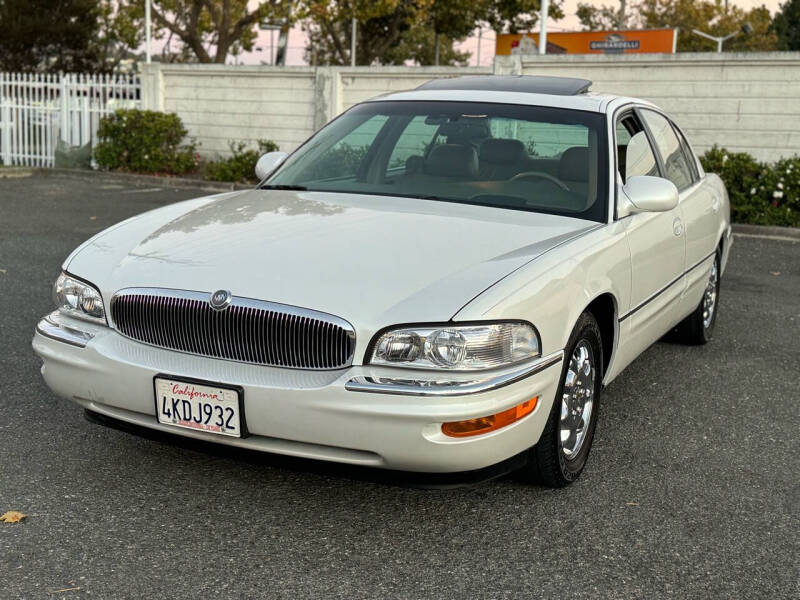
53, 273, 106, 324
368, 322, 540, 371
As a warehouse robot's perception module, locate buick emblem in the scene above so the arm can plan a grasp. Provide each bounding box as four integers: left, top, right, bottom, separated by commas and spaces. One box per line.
209, 289, 232, 311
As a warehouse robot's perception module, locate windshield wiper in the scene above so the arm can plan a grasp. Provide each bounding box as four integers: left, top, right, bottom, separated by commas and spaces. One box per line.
260, 184, 308, 191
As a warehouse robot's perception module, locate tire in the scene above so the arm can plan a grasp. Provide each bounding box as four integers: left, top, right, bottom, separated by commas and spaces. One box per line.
519, 311, 603, 487
672, 250, 721, 345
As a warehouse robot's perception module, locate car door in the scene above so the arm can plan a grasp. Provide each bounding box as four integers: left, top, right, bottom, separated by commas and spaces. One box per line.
638, 109, 718, 319
616, 110, 686, 357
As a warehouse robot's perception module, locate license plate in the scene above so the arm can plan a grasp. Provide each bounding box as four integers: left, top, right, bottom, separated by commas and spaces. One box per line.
154, 377, 242, 437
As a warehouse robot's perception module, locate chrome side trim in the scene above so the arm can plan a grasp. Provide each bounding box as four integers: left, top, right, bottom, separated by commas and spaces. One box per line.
344, 351, 564, 397
35, 311, 95, 348
618, 250, 716, 322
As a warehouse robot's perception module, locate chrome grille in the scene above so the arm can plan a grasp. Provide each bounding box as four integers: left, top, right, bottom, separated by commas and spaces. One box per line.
110, 288, 355, 370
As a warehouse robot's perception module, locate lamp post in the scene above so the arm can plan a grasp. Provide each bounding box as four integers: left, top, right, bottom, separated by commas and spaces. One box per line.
692, 22, 753, 53
145, 0, 151, 64
539, 0, 549, 55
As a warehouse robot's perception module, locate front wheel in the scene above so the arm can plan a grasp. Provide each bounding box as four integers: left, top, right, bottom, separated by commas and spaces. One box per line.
519, 311, 603, 487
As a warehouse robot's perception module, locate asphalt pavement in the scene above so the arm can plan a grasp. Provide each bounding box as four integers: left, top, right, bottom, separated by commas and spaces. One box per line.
1, 174, 798, 599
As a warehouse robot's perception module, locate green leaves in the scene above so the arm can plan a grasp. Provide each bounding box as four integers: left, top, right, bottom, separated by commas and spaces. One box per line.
94, 109, 198, 175
701, 146, 800, 227
204, 139, 280, 183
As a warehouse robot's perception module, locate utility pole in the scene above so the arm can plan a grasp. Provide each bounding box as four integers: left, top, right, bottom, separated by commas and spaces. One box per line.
145, 0, 152, 63
434, 32, 440, 65
539, 0, 549, 55
351, 18, 357, 67
476, 28, 482, 66
617, 0, 627, 29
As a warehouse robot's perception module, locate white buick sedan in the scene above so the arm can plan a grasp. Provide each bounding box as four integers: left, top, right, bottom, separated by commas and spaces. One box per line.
34, 76, 731, 486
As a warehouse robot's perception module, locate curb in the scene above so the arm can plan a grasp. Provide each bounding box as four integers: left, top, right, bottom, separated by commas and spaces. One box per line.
0, 167, 253, 193
732, 223, 800, 241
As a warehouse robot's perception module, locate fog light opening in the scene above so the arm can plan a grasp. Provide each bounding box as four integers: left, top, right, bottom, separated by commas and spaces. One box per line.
441, 397, 539, 438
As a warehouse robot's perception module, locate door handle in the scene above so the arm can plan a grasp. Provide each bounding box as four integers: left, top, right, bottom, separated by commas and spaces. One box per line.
673, 217, 683, 237
711, 195, 721, 213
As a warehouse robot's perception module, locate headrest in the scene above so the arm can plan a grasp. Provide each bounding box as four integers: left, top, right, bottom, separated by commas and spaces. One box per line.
480, 139, 525, 164
424, 144, 479, 178
405, 155, 424, 174
558, 147, 589, 182
438, 119, 490, 145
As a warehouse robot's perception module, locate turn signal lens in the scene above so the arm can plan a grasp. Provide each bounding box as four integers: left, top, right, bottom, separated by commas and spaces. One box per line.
441, 397, 538, 438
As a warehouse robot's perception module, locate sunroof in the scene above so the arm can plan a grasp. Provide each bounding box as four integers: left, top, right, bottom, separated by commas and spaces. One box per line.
416, 75, 593, 96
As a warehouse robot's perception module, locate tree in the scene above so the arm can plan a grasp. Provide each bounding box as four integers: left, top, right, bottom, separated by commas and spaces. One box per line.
121, 0, 293, 64
577, 0, 637, 31
638, 0, 777, 52
300, 0, 565, 66
772, 0, 800, 50
301, 1, 417, 66
0, 0, 101, 72
384, 25, 471, 65
481, 0, 564, 33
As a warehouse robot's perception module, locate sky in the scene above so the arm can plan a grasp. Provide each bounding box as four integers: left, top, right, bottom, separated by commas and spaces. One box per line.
198, 0, 786, 66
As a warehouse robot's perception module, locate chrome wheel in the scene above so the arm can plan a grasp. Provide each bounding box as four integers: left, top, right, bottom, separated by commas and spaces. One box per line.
702, 259, 718, 329
560, 341, 595, 460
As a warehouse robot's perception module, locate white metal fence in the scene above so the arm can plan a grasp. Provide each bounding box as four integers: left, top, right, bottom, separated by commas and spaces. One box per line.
0, 72, 141, 167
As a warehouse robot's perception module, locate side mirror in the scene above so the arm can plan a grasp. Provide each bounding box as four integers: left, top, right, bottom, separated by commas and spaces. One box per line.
622, 175, 679, 213
255, 151, 288, 180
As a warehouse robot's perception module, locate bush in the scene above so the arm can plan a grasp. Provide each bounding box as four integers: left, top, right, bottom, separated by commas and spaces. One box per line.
94, 109, 198, 175
700, 146, 800, 227
204, 139, 279, 183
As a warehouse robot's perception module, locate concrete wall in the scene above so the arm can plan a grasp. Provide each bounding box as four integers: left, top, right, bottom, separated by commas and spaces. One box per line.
498, 52, 800, 163
141, 53, 800, 162
139, 64, 489, 158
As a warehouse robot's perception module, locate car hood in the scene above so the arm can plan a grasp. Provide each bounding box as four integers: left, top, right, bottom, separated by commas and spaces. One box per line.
67, 189, 596, 356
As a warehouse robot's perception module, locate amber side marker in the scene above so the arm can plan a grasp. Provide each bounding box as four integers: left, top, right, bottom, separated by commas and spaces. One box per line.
441, 397, 539, 438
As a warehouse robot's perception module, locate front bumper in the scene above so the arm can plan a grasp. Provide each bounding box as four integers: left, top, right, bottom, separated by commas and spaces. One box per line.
33, 312, 563, 473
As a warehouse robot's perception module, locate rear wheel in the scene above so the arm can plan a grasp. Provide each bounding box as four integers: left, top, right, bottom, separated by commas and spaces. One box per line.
673, 251, 721, 345
519, 311, 602, 487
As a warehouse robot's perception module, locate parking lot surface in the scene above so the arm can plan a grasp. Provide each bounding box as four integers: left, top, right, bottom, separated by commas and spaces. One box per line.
1, 174, 798, 599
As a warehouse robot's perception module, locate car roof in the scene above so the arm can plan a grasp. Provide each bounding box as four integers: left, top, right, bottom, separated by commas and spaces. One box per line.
369, 75, 654, 114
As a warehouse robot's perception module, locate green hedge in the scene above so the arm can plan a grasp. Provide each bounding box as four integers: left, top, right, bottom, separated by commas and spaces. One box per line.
94, 109, 198, 175
700, 146, 799, 227
204, 139, 279, 183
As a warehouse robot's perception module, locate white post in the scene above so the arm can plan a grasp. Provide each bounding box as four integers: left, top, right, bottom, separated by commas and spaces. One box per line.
145, 0, 152, 64
59, 73, 69, 143
351, 17, 357, 67
0, 73, 10, 166
539, 0, 549, 55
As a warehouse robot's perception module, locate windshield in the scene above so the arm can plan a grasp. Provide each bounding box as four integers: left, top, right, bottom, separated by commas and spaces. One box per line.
264, 101, 608, 222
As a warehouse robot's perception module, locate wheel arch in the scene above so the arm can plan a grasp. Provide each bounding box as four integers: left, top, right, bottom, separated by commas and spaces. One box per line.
582, 292, 618, 380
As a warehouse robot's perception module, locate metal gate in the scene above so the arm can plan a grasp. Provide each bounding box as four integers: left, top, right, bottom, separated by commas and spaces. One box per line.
0, 72, 141, 167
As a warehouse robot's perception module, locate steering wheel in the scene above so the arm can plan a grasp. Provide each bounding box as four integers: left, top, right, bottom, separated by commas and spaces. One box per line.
510, 171, 570, 191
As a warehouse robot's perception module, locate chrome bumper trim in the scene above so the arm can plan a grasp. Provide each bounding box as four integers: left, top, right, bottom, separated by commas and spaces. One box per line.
344, 351, 564, 397
35, 311, 95, 348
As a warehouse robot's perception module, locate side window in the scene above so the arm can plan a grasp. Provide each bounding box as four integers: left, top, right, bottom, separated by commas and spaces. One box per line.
639, 110, 695, 191
672, 123, 701, 180
615, 114, 658, 182
489, 118, 588, 157
386, 116, 438, 171
302, 115, 388, 181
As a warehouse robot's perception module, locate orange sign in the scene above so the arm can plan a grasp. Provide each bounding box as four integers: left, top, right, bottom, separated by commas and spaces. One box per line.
496, 29, 677, 55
